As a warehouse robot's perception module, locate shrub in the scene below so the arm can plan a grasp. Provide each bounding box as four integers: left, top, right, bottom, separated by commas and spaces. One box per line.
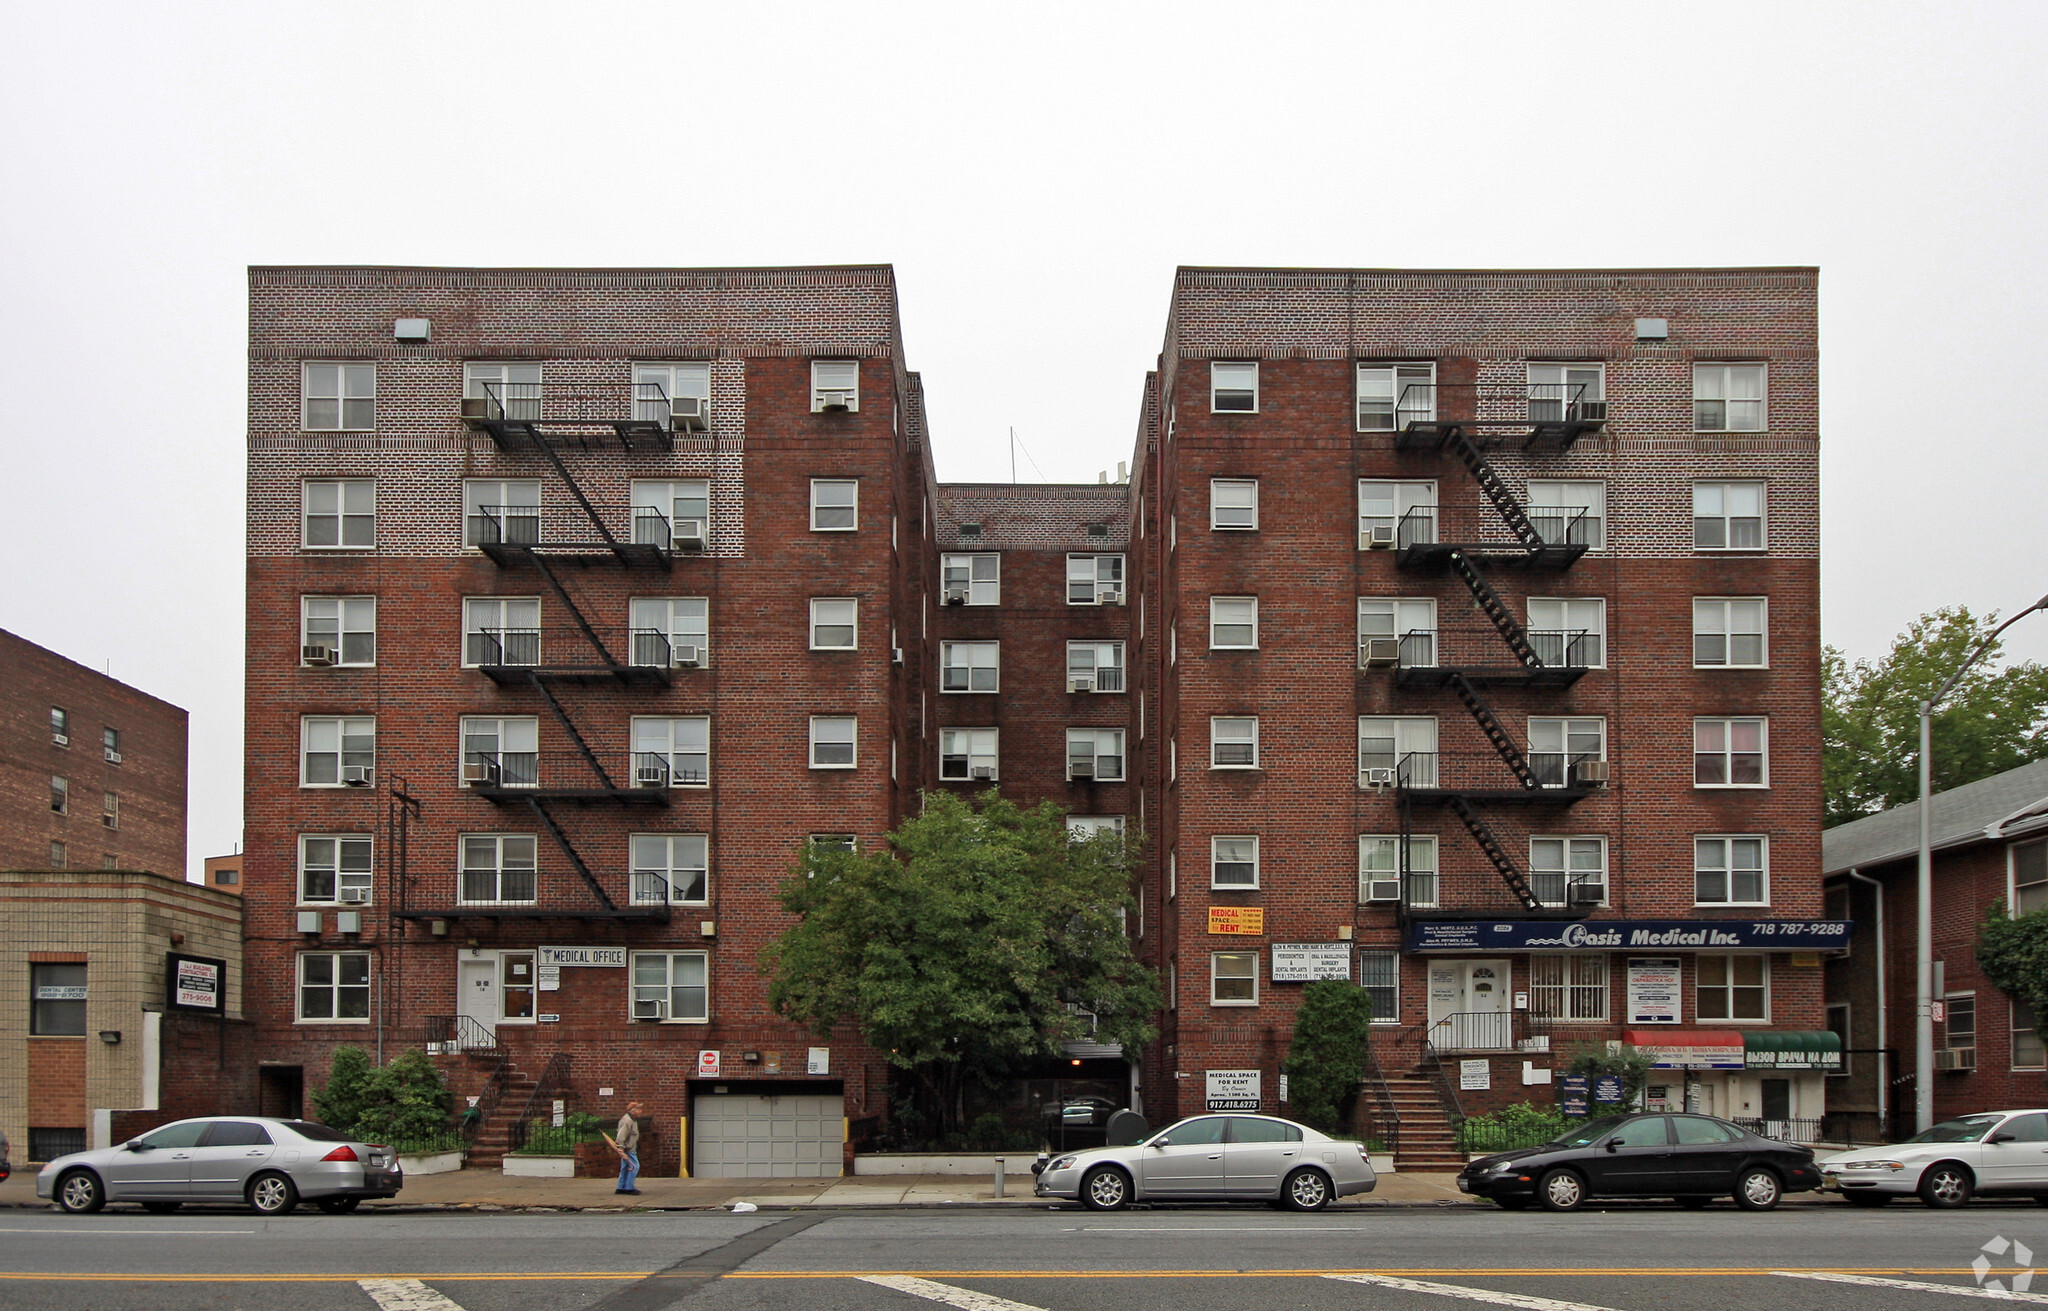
1281, 980, 1374, 1133
310, 1047, 376, 1134
512, 1111, 608, 1156
312, 1047, 456, 1152
1457, 1102, 1571, 1154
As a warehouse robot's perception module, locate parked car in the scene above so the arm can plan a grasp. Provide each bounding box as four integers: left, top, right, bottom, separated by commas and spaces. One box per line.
1457, 1112, 1821, 1212
1034, 1112, 1376, 1211
1819, 1109, 2048, 1207
1042, 1096, 1120, 1127
36, 1117, 402, 1216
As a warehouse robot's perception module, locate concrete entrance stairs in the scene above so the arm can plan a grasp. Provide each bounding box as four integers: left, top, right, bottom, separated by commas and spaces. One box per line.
1380, 1074, 1466, 1171
431, 1047, 540, 1171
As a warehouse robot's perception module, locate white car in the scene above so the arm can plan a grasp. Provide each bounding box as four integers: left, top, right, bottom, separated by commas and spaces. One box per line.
1033, 1113, 1376, 1211
1819, 1109, 2048, 1207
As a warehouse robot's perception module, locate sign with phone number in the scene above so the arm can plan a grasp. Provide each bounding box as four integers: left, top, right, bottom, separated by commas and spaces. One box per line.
1405, 919, 1851, 953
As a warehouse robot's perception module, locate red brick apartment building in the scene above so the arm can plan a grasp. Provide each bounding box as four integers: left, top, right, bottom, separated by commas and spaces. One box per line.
245, 264, 1832, 1175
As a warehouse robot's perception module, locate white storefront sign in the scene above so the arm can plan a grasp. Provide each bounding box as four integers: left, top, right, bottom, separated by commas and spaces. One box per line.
1460, 1059, 1491, 1091
1270, 943, 1353, 982
538, 946, 626, 968
1206, 1069, 1262, 1111
1626, 957, 1682, 1025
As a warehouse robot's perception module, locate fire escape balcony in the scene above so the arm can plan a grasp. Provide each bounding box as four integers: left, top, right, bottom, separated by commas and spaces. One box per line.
394, 862, 676, 924
1361, 626, 1594, 690
1384, 508, 1590, 572
1377, 381, 1606, 453
459, 380, 692, 452
1365, 752, 1595, 806
469, 504, 693, 569
462, 751, 684, 806
465, 627, 690, 689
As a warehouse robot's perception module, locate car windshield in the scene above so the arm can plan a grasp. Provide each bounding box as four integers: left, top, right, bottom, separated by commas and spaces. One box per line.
1547, 1116, 1632, 1150
1901, 1115, 2003, 1144
281, 1120, 353, 1143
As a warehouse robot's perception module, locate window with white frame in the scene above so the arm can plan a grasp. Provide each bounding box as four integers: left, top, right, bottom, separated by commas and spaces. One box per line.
300, 835, 373, 904
298, 952, 371, 1022
1943, 991, 1976, 1052
631, 833, 709, 904
1529, 954, 1608, 1021
1211, 835, 1259, 888
1697, 954, 1768, 1021
1211, 951, 1258, 1005
1361, 834, 1436, 905
1526, 597, 1604, 668
629, 597, 709, 668
464, 479, 542, 547
1356, 362, 1436, 431
1696, 835, 1768, 906
1067, 728, 1126, 782
103, 727, 121, 763
1359, 598, 1436, 669
1693, 363, 1767, 432
1209, 597, 1258, 649
940, 553, 1000, 605
302, 597, 376, 667
2016, 999, 2045, 1069
1067, 815, 1125, 840
465, 362, 542, 420
1211, 717, 1259, 769
1528, 717, 1605, 788
464, 597, 541, 667
1695, 717, 1767, 787
940, 641, 999, 692
1211, 361, 1258, 412
811, 479, 858, 531
1527, 480, 1605, 549
1527, 363, 1604, 422
302, 363, 376, 431
810, 360, 860, 412
1358, 950, 1400, 1023
460, 834, 537, 904
1359, 716, 1437, 787
1693, 481, 1765, 550
630, 480, 710, 549
101, 791, 118, 830
810, 716, 857, 768
631, 951, 709, 1022
809, 598, 857, 650
2013, 840, 2048, 915
303, 479, 375, 549
631, 716, 710, 787
51, 706, 68, 746
1358, 480, 1437, 548
940, 727, 999, 781
632, 362, 711, 424
1693, 598, 1767, 667
1066, 641, 1125, 693
302, 716, 375, 787
808, 833, 857, 856
1531, 836, 1606, 907
1211, 479, 1259, 529
1068, 554, 1125, 605
461, 716, 539, 788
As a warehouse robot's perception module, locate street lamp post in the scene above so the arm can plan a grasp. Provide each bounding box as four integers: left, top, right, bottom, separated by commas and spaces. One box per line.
1915, 593, 2048, 1133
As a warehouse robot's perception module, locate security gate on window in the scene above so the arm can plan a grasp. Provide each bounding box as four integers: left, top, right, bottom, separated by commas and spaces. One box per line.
691, 1093, 844, 1178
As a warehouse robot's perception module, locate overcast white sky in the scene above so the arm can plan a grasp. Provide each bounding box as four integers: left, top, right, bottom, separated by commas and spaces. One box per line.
4, 1, 2046, 880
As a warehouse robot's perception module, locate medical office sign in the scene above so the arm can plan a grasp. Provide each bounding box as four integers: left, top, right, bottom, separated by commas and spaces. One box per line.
1406, 920, 1851, 953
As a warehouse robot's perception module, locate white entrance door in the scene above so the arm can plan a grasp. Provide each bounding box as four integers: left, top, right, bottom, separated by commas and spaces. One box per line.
1426, 959, 1513, 1050
458, 957, 498, 1047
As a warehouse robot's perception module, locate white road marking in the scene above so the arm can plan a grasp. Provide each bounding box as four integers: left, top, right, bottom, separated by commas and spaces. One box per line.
1324, 1273, 1627, 1311
1070, 1226, 1377, 1232
1774, 1271, 2048, 1302
0, 1228, 254, 1235
859, 1273, 1050, 1311
358, 1278, 469, 1311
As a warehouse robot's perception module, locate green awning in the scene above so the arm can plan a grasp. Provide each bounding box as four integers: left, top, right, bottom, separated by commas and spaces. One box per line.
1743, 1031, 1843, 1070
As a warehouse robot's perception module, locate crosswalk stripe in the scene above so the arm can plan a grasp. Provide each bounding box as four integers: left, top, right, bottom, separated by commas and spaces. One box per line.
858, 1274, 1051, 1311
358, 1279, 468, 1311
1323, 1273, 1627, 1311
1773, 1271, 2048, 1302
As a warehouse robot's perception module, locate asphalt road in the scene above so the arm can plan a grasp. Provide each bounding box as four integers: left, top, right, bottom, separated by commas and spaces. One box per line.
2, 1201, 2045, 1311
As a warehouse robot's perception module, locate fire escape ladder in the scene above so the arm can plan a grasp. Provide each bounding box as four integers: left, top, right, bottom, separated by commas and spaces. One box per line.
1448, 672, 1539, 789
524, 797, 619, 913
1447, 551, 1542, 668
526, 674, 619, 790
527, 436, 624, 555
525, 553, 622, 669
1444, 795, 1541, 913
1447, 430, 1544, 552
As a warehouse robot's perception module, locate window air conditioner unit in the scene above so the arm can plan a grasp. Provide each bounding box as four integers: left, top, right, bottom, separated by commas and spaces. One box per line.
969, 765, 995, 781
1360, 638, 1401, 668
105, 750, 123, 764
943, 586, 969, 606
891, 647, 905, 666
669, 396, 710, 432
459, 397, 493, 420
1361, 767, 1397, 789
813, 389, 857, 413
1574, 760, 1611, 786
52, 734, 68, 746
462, 762, 496, 785
302, 644, 337, 666
635, 765, 670, 788
1069, 759, 1096, 780
341, 766, 374, 786
1366, 524, 1397, 549
1572, 401, 1609, 424
1935, 1047, 1976, 1071
632, 998, 668, 1021
672, 519, 707, 552
672, 645, 702, 669
340, 887, 370, 905
1069, 675, 1094, 693
1568, 884, 1604, 907
1097, 585, 1121, 605
1364, 879, 1401, 903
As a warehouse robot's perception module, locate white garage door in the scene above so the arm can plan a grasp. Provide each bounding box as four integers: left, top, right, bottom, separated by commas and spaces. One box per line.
693, 1093, 844, 1178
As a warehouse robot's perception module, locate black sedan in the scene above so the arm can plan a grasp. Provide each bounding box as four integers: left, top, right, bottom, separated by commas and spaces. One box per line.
1457, 1112, 1821, 1212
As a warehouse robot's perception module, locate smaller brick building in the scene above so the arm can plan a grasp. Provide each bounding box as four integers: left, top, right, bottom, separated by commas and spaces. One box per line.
1823, 757, 2048, 1132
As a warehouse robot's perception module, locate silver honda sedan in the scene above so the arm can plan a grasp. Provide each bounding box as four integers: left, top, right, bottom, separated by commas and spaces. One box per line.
36, 1117, 402, 1215
1034, 1113, 1376, 1210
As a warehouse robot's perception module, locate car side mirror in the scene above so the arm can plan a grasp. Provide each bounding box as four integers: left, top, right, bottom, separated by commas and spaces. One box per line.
1991, 1132, 2018, 1144
1605, 1138, 1623, 1152
124, 1139, 146, 1152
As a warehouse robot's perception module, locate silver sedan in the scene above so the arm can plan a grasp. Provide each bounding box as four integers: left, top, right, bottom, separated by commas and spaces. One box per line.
1034, 1113, 1376, 1211
36, 1117, 402, 1215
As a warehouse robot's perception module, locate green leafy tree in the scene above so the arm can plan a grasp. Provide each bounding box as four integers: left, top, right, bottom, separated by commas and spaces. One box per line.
310, 1046, 376, 1132
1977, 903, 2048, 1020
763, 789, 1159, 1141
1280, 979, 1374, 1133
1825, 607, 2048, 825
349, 1050, 456, 1149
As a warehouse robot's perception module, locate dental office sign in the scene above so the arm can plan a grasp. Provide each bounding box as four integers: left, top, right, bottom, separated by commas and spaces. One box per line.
1405, 920, 1851, 953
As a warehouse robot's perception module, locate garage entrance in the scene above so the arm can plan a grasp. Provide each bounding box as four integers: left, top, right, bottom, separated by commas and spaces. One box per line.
691, 1089, 844, 1178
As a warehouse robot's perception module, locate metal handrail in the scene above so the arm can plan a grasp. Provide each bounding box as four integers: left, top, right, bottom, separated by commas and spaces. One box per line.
1360, 1046, 1401, 1160
1362, 626, 1594, 671
505, 1052, 574, 1155
459, 749, 702, 792
1362, 381, 1604, 430
465, 504, 700, 550
462, 627, 686, 670
426, 1014, 502, 1054
470, 379, 683, 425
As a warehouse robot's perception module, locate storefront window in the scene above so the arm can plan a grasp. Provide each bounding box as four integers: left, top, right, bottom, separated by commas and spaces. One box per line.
1529, 954, 1607, 1021
30, 964, 87, 1035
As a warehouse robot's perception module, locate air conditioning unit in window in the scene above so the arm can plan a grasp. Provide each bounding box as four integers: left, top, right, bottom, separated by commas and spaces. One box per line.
813, 389, 857, 413
669, 396, 710, 432
671, 645, 701, 669
1574, 760, 1611, 786
1361, 767, 1397, 789
302, 644, 337, 667
105, 750, 123, 764
891, 647, 905, 666
635, 765, 670, 788
1571, 401, 1609, 424
1364, 878, 1401, 903
459, 397, 494, 421
340, 887, 370, 905
342, 766, 374, 787
943, 586, 969, 606
969, 766, 995, 781
462, 762, 496, 785
52, 734, 68, 746
1096, 584, 1123, 605
1069, 759, 1096, 781
1935, 1047, 1976, 1071
1069, 675, 1094, 694
672, 519, 707, 552
1360, 638, 1401, 669
632, 998, 668, 1021
1568, 884, 1605, 907
1366, 524, 1397, 549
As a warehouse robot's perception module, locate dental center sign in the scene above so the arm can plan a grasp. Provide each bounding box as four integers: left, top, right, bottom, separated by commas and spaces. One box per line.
1405, 919, 1851, 953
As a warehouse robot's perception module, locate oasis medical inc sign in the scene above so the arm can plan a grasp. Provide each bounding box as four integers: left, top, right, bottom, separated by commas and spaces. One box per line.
1404, 919, 1851, 953
166, 953, 227, 1014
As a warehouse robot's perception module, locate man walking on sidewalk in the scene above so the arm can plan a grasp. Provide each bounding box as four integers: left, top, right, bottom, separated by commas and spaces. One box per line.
607, 1101, 644, 1195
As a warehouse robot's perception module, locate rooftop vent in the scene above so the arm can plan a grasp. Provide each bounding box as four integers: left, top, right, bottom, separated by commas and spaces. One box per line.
1634, 318, 1669, 341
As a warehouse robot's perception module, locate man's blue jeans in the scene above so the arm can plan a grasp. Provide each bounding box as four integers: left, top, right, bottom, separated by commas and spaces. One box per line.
617, 1150, 640, 1191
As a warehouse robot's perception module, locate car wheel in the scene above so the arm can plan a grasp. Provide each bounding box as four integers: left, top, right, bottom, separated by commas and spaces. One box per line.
54, 1170, 104, 1215
315, 1196, 361, 1215
1080, 1166, 1131, 1211
1842, 1191, 1892, 1208
140, 1201, 183, 1214
1537, 1168, 1586, 1213
1677, 1195, 1714, 1210
1918, 1163, 1973, 1209
247, 1171, 299, 1216
1733, 1169, 1782, 1211
1494, 1196, 1532, 1211
1283, 1168, 1331, 1212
